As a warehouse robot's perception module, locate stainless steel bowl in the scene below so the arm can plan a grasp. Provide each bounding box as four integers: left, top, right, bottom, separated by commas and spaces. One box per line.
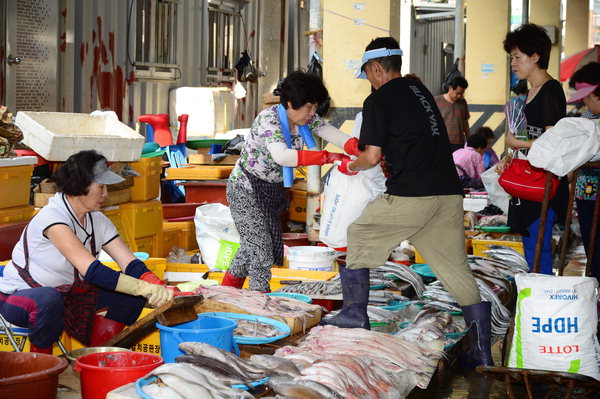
65, 346, 132, 363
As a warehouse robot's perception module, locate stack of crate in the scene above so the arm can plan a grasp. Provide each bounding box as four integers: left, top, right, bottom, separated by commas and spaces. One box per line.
102, 156, 163, 257
0, 159, 36, 224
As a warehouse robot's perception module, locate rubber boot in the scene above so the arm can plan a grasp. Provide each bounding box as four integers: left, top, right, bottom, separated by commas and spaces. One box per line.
90, 315, 126, 347
319, 257, 370, 329
138, 114, 172, 147
29, 343, 53, 354
221, 270, 246, 289
460, 301, 494, 367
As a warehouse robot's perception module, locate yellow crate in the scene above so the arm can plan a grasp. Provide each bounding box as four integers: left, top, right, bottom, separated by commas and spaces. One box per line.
104, 257, 167, 280
162, 227, 181, 257
0, 330, 71, 356
130, 157, 162, 202
120, 200, 163, 239
0, 205, 35, 224
163, 221, 198, 251
135, 232, 163, 258
103, 188, 131, 207
472, 238, 524, 257
0, 165, 33, 209
130, 308, 161, 355
102, 208, 135, 249
288, 188, 307, 222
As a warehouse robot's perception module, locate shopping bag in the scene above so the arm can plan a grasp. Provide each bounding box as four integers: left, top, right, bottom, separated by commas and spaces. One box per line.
498, 158, 559, 202
481, 167, 509, 214
194, 203, 240, 270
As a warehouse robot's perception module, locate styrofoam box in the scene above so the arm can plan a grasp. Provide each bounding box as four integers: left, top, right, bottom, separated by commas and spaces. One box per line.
169, 87, 235, 138
0, 156, 37, 167
15, 112, 145, 162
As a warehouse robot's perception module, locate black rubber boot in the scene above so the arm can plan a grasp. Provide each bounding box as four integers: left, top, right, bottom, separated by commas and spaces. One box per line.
320, 258, 370, 329
460, 301, 494, 367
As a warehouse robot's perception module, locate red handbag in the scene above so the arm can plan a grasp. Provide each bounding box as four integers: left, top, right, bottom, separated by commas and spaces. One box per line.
498, 158, 559, 202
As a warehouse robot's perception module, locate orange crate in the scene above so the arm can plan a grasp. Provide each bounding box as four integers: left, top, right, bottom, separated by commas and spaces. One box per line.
130, 156, 162, 202
0, 165, 33, 209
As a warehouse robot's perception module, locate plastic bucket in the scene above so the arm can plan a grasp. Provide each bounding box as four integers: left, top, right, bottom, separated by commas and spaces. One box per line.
74, 351, 163, 399
0, 352, 68, 399
156, 315, 239, 363
287, 246, 336, 271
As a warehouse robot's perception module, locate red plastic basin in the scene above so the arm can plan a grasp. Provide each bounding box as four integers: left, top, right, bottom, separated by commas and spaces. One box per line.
0, 352, 68, 399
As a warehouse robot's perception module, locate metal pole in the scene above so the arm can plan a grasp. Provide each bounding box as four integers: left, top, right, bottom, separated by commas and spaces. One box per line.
558, 169, 578, 276
521, 0, 529, 24
533, 172, 554, 274
454, 0, 464, 71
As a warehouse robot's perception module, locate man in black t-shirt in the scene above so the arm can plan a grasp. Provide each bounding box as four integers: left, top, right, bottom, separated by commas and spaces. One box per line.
321, 37, 493, 368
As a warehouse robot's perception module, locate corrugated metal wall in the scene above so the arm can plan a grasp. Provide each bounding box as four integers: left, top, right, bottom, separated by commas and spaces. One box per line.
60, 0, 279, 128
410, 13, 454, 96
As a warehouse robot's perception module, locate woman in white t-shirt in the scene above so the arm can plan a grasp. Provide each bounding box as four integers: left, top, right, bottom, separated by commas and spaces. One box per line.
0, 150, 174, 353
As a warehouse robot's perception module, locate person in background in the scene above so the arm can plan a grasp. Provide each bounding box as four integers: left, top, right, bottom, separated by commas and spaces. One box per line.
569, 62, 600, 281
0, 150, 174, 353
435, 76, 471, 152
321, 37, 493, 367
453, 133, 488, 190
495, 23, 567, 275
222, 71, 358, 292
475, 126, 500, 169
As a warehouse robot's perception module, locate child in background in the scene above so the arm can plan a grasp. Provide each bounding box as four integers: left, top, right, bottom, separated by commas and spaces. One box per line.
475, 126, 499, 169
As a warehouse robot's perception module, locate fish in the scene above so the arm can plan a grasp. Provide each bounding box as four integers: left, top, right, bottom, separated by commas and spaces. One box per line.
175, 354, 256, 386
235, 319, 280, 338
249, 354, 302, 377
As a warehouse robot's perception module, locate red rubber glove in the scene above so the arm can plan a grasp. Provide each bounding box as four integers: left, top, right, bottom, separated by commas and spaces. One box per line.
343, 137, 361, 157
325, 152, 347, 164
140, 271, 165, 286
297, 150, 346, 166
337, 157, 358, 175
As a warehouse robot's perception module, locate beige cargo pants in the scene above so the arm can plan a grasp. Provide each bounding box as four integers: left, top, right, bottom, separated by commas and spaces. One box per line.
346, 194, 480, 306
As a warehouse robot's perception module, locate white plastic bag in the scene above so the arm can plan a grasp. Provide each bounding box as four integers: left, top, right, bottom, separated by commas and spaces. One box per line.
528, 117, 600, 177
508, 274, 600, 380
481, 167, 509, 214
194, 203, 240, 270
319, 165, 386, 248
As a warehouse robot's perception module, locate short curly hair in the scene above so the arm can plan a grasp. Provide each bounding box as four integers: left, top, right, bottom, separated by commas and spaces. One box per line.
279, 70, 329, 110
53, 150, 106, 196
569, 62, 600, 98
503, 24, 552, 70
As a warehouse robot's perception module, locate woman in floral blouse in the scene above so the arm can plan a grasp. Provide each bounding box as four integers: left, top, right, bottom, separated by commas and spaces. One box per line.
222, 71, 360, 292
570, 62, 600, 281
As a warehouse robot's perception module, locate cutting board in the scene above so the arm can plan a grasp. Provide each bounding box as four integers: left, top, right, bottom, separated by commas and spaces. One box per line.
165, 165, 234, 180
104, 295, 203, 349
195, 298, 322, 336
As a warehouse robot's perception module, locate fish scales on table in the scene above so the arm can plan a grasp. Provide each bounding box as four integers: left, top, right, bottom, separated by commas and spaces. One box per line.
273, 325, 445, 397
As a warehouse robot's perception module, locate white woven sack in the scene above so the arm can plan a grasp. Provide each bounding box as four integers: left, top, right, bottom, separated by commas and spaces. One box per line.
194, 203, 240, 270
528, 118, 600, 177
319, 165, 386, 249
508, 274, 600, 380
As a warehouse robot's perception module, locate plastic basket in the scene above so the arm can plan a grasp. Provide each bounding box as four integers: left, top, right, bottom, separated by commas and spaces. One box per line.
410, 263, 436, 278
380, 300, 411, 311
266, 292, 312, 304
200, 312, 291, 345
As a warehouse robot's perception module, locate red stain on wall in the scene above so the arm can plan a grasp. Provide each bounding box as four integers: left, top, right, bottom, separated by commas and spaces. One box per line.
83, 17, 133, 121
60, 8, 67, 53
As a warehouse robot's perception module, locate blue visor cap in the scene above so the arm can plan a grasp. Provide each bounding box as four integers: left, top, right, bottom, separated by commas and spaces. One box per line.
355, 48, 403, 79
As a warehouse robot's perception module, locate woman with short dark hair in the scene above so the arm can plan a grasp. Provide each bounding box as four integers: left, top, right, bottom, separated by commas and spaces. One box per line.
497, 23, 567, 275
222, 70, 359, 292
0, 150, 174, 353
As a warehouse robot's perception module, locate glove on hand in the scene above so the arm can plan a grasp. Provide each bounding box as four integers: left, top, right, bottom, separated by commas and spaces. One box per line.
343, 137, 361, 157
337, 157, 358, 176
116, 274, 174, 307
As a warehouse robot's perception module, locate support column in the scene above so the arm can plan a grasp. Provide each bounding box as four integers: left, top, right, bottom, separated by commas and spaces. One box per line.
465, 0, 511, 106
564, 0, 590, 58
529, 0, 561, 79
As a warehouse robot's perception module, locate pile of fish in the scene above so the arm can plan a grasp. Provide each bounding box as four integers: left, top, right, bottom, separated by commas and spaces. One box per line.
269, 325, 445, 398
277, 280, 342, 296
375, 262, 426, 297
195, 286, 321, 331
234, 319, 281, 338
481, 245, 529, 270
396, 307, 466, 348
